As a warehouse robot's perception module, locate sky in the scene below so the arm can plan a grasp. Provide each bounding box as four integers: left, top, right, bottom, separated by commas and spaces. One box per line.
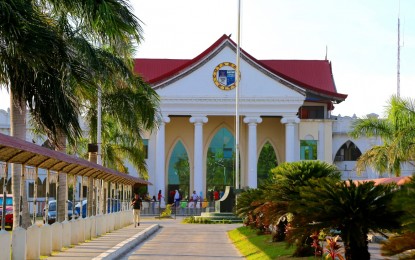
1, 0, 414, 118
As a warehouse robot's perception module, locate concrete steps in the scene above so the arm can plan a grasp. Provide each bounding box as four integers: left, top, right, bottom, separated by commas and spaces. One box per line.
194, 212, 243, 223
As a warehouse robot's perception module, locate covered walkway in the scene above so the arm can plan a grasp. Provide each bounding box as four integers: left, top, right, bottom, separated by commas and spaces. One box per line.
0, 132, 150, 260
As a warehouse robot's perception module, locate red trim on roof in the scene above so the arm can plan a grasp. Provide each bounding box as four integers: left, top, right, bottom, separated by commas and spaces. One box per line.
133, 59, 188, 82
353, 176, 411, 186
133, 34, 347, 101
136, 35, 229, 84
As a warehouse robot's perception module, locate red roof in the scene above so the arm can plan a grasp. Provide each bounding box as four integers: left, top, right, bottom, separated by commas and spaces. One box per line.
353, 176, 411, 186
133, 34, 347, 102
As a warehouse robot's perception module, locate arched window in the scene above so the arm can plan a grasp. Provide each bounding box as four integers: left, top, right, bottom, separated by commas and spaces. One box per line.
167, 141, 190, 203
334, 141, 362, 161
28, 177, 43, 198
257, 141, 278, 187
206, 128, 236, 198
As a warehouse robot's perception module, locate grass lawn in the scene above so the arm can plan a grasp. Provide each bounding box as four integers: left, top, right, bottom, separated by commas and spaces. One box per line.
228, 226, 315, 260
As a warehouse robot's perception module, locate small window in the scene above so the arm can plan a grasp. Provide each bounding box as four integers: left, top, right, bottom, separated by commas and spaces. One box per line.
334, 141, 362, 161
143, 139, 149, 159
299, 106, 325, 119
300, 140, 317, 160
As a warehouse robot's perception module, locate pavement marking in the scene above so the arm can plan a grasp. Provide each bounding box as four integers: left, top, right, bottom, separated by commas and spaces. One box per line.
92, 224, 160, 260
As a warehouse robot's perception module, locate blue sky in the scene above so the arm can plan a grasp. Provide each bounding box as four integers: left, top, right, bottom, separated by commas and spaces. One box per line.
1, 1, 413, 118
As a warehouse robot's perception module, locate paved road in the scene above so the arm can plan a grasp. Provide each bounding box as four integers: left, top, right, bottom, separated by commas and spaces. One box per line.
120, 218, 244, 260
45, 216, 393, 260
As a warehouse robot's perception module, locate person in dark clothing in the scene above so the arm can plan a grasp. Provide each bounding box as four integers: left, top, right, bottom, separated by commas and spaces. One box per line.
131, 194, 143, 227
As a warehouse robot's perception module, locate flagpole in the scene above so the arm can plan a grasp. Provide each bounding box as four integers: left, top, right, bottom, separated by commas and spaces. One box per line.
235, 0, 241, 190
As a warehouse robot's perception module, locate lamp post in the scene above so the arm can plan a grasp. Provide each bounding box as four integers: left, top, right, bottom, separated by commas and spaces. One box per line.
216, 159, 226, 186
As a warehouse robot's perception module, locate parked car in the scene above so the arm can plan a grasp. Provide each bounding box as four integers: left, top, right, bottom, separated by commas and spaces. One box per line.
43, 200, 79, 224
0, 194, 13, 227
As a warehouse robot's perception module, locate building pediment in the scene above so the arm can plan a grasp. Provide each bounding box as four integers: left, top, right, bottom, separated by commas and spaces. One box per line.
134, 34, 347, 104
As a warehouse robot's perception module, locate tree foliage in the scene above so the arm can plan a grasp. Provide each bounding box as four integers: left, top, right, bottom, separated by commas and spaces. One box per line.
292, 179, 402, 260
350, 95, 415, 176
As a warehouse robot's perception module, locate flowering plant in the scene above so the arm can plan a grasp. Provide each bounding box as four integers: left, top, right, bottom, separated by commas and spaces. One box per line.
324, 236, 344, 260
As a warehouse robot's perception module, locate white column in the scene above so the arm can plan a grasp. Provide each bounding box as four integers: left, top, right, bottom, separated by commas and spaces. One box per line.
243, 116, 262, 189
318, 123, 325, 161
147, 131, 157, 197
281, 116, 300, 162
155, 116, 170, 196
189, 116, 208, 195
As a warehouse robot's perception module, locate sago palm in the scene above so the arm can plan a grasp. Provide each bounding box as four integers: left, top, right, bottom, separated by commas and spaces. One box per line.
254, 161, 341, 256
292, 179, 402, 260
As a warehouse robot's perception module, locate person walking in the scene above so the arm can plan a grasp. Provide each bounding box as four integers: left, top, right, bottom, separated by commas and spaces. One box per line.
174, 190, 180, 207
192, 190, 199, 208
131, 193, 142, 227
157, 190, 163, 204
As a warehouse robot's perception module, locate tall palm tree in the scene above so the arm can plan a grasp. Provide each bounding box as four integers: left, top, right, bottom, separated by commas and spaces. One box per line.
44, 1, 153, 221
350, 95, 415, 176
2, 0, 155, 226
292, 179, 402, 260
2, 0, 89, 228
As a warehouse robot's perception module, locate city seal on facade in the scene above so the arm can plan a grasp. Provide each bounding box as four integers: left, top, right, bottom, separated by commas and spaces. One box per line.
212, 62, 239, 90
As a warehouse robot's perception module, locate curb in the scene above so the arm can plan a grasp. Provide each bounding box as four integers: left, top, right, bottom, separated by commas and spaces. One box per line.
92, 224, 160, 260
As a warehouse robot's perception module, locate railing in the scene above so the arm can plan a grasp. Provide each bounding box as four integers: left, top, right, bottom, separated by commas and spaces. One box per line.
140, 200, 215, 216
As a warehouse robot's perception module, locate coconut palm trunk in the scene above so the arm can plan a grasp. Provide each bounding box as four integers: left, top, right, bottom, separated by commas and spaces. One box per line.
10, 97, 31, 229
56, 131, 68, 222
88, 152, 97, 217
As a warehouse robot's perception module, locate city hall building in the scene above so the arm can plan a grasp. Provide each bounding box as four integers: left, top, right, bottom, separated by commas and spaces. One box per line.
134, 34, 348, 200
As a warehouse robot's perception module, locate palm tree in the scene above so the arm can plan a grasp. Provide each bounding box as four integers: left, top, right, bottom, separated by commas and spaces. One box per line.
2, 0, 155, 226
350, 95, 415, 176
2, 0, 89, 228
267, 161, 342, 256
235, 188, 271, 229
235, 161, 341, 256
47, 1, 159, 221
292, 180, 402, 260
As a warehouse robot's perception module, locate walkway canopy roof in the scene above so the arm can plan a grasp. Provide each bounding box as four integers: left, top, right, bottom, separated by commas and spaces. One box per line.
0, 133, 150, 186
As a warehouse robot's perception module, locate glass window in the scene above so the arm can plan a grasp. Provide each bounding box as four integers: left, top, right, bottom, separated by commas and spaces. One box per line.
257, 142, 278, 187
206, 128, 237, 196
300, 140, 317, 160
49, 202, 56, 211
299, 106, 325, 119
167, 141, 190, 201
334, 141, 362, 161
143, 139, 149, 159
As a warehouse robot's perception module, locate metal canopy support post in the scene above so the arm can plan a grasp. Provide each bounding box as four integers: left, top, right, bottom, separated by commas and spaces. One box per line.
1, 163, 8, 230
72, 175, 77, 219
108, 182, 112, 213
33, 167, 38, 224
19, 164, 25, 227
45, 170, 50, 224
80, 176, 84, 218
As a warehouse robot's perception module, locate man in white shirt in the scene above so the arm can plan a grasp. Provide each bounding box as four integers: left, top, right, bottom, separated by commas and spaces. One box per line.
192, 190, 199, 208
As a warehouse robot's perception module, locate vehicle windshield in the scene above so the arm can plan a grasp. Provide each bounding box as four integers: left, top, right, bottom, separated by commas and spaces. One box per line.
0, 197, 13, 206
48, 201, 73, 211
49, 202, 56, 211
